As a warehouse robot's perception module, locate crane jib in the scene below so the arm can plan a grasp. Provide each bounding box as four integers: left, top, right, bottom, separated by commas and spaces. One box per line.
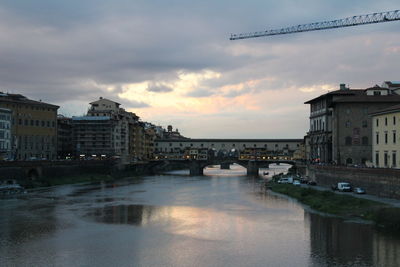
230, 10, 400, 40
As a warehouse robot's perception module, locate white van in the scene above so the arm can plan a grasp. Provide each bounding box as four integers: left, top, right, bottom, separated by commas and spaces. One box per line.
337, 182, 352, 192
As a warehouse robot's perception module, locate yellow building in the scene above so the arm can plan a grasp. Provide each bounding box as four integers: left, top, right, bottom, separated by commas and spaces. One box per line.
0, 92, 59, 160
372, 104, 400, 168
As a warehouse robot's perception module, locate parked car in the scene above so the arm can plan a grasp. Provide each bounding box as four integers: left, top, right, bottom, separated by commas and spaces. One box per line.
300, 178, 309, 184
307, 181, 317, 186
278, 177, 293, 184
354, 187, 366, 194
293, 180, 301, 186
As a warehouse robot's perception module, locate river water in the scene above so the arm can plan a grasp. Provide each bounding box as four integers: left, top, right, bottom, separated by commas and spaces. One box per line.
1, 164, 400, 267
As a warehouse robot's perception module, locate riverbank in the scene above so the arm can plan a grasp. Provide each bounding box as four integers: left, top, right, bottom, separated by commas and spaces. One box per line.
268, 183, 400, 232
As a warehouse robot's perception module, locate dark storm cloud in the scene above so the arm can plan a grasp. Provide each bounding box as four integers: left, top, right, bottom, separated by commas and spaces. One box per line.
0, 0, 399, 111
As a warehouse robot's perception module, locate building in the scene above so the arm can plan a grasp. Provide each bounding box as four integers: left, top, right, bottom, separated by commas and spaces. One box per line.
155, 139, 302, 158
162, 125, 188, 139
84, 97, 142, 162
305, 83, 400, 165
71, 97, 160, 162
72, 116, 118, 158
131, 122, 146, 161
371, 104, 400, 168
0, 108, 12, 159
57, 115, 73, 159
0, 92, 59, 160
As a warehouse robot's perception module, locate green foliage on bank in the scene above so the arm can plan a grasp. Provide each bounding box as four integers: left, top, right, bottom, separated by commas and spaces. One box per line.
269, 183, 400, 232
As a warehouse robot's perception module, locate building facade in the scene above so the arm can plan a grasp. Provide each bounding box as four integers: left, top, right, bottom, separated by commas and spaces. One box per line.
72, 116, 118, 158
305, 83, 400, 165
0, 92, 59, 160
57, 115, 73, 159
371, 104, 400, 168
155, 139, 302, 158
0, 108, 12, 159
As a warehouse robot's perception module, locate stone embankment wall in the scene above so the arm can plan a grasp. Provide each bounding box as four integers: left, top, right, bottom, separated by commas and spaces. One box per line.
0, 160, 187, 186
307, 165, 400, 199
0, 161, 155, 185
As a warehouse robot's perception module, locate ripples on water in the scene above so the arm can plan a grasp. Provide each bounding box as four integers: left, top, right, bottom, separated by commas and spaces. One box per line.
1, 164, 400, 267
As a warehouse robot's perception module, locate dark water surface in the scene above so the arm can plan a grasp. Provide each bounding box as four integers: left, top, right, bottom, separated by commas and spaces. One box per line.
1, 165, 400, 267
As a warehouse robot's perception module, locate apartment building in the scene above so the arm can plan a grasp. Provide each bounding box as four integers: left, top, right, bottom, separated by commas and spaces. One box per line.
86, 97, 139, 161
0, 92, 59, 160
371, 104, 400, 168
57, 115, 73, 159
0, 108, 12, 159
72, 116, 118, 157
305, 82, 400, 165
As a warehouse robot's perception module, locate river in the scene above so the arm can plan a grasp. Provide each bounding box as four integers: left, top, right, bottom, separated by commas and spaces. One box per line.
1, 164, 400, 267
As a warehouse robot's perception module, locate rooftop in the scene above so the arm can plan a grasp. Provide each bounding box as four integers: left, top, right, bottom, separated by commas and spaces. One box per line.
370, 104, 400, 116
72, 116, 111, 121
0, 92, 59, 108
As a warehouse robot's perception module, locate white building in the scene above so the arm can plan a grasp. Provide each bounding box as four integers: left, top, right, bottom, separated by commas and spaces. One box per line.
0, 108, 12, 159
85, 97, 139, 162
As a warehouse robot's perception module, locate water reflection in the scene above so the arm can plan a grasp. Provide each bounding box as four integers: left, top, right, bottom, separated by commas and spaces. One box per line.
3, 170, 400, 267
307, 212, 373, 266
86, 204, 158, 226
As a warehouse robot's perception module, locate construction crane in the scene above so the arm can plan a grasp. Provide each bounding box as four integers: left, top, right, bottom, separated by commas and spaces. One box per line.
230, 10, 400, 40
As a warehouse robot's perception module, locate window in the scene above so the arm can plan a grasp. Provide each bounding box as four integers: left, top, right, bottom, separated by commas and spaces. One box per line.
362, 120, 368, 128
385, 117, 388, 126
345, 121, 351, 128
384, 152, 388, 167
346, 109, 351, 115
376, 119, 379, 127
385, 132, 388, 144
362, 136, 368, 145
376, 132, 379, 144
374, 91, 382, 96
345, 136, 352, 146
394, 131, 397, 144
393, 152, 397, 167
346, 158, 353, 164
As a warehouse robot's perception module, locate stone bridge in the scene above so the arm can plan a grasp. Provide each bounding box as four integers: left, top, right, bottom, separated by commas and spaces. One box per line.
150, 158, 296, 176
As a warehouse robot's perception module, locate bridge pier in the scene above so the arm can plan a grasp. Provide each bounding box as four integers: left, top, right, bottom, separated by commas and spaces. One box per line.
247, 161, 259, 176
189, 161, 204, 176
220, 162, 230, 170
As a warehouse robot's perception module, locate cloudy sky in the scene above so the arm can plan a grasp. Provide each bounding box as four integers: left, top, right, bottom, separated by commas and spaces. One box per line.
0, 1, 399, 138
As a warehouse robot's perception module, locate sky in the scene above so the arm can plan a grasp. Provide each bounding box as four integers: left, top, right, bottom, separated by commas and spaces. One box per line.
0, 0, 399, 138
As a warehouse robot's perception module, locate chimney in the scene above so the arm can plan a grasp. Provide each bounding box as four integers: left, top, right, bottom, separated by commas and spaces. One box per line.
340, 83, 348, 90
